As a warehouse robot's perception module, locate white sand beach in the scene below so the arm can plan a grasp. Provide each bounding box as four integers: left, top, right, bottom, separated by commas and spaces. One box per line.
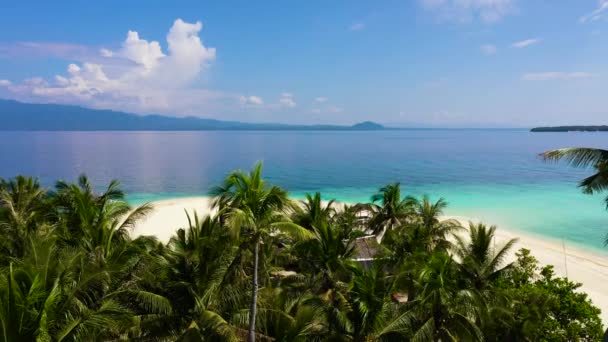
132, 196, 608, 324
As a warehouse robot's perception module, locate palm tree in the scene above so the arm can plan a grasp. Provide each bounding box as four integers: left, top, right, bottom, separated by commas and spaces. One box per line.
249, 287, 322, 341
407, 196, 462, 253
295, 221, 360, 293
0, 234, 172, 341
347, 266, 412, 341
369, 183, 415, 240
455, 222, 518, 291
404, 252, 484, 341
159, 211, 242, 340
211, 163, 313, 342
51, 175, 152, 254
541, 147, 608, 208
292, 192, 335, 230
0, 176, 49, 261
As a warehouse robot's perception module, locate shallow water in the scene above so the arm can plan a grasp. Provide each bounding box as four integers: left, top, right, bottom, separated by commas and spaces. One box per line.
1, 130, 606, 251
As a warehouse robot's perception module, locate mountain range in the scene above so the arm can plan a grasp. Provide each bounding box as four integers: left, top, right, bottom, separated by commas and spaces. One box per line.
0, 99, 385, 131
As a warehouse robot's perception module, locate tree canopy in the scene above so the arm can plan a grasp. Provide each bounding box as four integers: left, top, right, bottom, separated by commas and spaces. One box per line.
0, 167, 603, 341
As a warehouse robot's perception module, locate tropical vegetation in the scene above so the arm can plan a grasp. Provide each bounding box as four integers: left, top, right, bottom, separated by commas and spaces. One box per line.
0, 164, 603, 341
542, 148, 608, 209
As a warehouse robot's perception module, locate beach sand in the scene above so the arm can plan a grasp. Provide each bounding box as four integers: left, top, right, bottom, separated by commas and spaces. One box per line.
132, 196, 608, 324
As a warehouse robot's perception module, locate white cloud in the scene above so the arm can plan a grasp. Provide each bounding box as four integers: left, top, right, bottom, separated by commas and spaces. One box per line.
522, 72, 597, 81
420, 0, 515, 23
121, 30, 165, 69
349, 22, 366, 31
240, 95, 264, 105
312, 97, 343, 114
581, 0, 608, 23
512, 38, 540, 48
311, 106, 343, 114
0, 80, 11, 86
480, 44, 497, 55
2, 19, 225, 115
239, 93, 297, 110
100, 48, 113, 57
67, 63, 80, 74
279, 93, 296, 108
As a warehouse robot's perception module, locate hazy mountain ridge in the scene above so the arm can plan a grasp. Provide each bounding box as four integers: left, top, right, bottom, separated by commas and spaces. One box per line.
0, 99, 384, 131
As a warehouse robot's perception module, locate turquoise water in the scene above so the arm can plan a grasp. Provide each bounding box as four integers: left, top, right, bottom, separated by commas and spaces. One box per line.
0, 130, 606, 251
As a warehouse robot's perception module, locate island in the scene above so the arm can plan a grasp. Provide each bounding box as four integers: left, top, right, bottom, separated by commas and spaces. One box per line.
531, 126, 608, 132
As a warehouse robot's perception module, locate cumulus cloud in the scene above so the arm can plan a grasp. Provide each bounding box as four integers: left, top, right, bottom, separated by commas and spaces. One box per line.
240, 95, 264, 105
2, 19, 224, 116
522, 72, 597, 81
480, 44, 497, 55
99, 48, 113, 57
0, 80, 11, 86
120, 31, 165, 69
420, 0, 515, 23
512, 38, 540, 48
314, 97, 328, 103
238, 93, 297, 110
581, 0, 608, 23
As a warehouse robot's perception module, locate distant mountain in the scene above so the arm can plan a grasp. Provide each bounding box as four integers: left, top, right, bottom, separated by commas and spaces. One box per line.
531, 126, 608, 132
0, 99, 385, 131
350, 121, 384, 130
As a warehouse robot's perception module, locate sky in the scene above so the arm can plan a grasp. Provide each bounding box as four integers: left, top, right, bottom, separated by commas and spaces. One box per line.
0, 0, 607, 127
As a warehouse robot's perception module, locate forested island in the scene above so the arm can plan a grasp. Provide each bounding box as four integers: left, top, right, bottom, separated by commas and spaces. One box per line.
531, 126, 608, 132
0, 164, 603, 341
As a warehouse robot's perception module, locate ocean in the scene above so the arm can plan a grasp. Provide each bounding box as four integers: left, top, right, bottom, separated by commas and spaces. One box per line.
1, 130, 606, 251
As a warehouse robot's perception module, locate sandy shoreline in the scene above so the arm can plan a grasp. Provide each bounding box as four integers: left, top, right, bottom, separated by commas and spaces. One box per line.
132, 196, 608, 324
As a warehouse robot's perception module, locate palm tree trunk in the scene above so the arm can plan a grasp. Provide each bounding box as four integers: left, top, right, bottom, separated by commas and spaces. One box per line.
248, 238, 259, 342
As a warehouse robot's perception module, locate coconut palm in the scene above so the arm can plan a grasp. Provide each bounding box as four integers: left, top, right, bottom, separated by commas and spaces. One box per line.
0, 176, 50, 262
542, 147, 608, 208
455, 222, 518, 291
292, 192, 335, 230
369, 183, 415, 240
335, 203, 368, 233
347, 266, 413, 341
404, 252, 484, 341
211, 163, 313, 342
408, 195, 463, 253
0, 176, 48, 231
0, 233, 172, 341
295, 221, 360, 293
246, 287, 322, 341
159, 211, 242, 340
51, 175, 152, 254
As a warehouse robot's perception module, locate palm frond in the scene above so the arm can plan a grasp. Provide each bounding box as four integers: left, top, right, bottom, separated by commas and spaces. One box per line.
541, 147, 608, 168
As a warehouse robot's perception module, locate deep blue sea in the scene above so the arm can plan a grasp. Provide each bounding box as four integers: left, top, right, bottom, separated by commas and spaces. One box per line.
1, 130, 607, 251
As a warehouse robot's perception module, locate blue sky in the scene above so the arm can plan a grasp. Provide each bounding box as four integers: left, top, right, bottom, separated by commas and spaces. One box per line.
0, 0, 607, 127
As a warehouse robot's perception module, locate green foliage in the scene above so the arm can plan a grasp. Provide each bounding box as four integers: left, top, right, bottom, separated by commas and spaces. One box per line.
542, 147, 608, 212
490, 249, 604, 341
0, 169, 604, 341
